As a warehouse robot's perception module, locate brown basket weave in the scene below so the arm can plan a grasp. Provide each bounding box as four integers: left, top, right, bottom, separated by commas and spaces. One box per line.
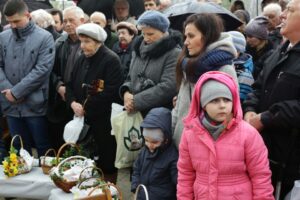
41, 148, 57, 174
50, 143, 82, 193
77, 183, 123, 200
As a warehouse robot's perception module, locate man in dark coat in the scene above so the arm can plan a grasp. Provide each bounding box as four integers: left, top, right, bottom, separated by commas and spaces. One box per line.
243, 0, 300, 198
48, 6, 85, 150
131, 107, 178, 200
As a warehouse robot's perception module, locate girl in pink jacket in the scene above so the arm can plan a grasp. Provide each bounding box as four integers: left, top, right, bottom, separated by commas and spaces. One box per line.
177, 71, 274, 200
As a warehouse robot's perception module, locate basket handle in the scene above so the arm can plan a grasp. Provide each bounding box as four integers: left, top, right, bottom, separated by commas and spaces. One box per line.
87, 183, 123, 200
134, 184, 149, 200
56, 142, 80, 164
41, 148, 57, 166
10, 135, 24, 150
78, 166, 105, 183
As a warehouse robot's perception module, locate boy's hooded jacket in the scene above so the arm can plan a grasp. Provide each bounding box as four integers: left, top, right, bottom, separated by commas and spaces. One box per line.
132, 107, 178, 200
177, 71, 274, 200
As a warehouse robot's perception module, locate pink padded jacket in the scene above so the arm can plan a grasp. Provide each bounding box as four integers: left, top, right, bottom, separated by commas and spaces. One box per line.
177, 71, 274, 200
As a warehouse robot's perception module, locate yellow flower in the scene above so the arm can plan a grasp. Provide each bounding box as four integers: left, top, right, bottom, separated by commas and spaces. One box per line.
10, 153, 17, 162
2, 152, 20, 177
2, 160, 8, 168
13, 167, 18, 175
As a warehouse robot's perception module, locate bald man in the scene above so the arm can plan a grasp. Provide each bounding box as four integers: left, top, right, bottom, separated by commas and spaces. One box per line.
90, 11, 118, 49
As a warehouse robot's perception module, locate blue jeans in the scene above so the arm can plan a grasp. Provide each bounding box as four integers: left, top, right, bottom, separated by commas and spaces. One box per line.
6, 116, 51, 157
0, 109, 7, 161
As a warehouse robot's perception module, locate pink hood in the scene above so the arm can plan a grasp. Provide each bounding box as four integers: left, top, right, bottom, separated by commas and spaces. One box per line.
183, 71, 242, 126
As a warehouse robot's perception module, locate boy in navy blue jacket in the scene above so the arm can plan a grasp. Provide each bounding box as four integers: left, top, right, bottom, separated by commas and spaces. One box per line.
131, 107, 178, 200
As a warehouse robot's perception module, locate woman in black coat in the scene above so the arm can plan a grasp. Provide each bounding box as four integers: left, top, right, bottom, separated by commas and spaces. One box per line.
66, 23, 123, 182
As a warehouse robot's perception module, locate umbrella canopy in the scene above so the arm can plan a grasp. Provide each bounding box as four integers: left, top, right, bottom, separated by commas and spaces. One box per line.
163, 1, 242, 32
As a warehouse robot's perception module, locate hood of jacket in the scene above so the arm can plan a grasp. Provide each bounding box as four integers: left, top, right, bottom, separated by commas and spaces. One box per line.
183, 71, 242, 127
205, 32, 237, 58
133, 29, 182, 59
141, 107, 172, 145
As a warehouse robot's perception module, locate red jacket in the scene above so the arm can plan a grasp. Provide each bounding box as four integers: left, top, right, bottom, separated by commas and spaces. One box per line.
177, 71, 274, 200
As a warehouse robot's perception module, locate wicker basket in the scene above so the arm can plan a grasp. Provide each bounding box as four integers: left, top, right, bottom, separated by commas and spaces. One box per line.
41, 148, 57, 174
134, 184, 149, 200
9, 135, 31, 175
50, 143, 83, 193
77, 183, 123, 200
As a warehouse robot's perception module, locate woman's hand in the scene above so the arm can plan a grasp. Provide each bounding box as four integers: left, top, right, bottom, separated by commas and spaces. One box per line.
71, 101, 84, 117
124, 91, 135, 113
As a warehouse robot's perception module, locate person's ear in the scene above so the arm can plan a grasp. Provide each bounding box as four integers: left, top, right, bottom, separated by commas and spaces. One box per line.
79, 17, 85, 24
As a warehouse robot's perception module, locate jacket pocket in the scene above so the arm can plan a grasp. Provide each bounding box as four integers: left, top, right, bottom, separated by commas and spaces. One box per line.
27, 88, 47, 113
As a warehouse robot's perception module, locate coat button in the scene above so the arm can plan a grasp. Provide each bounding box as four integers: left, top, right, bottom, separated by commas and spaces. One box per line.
264, 89, 268, 93
12, 73, 15, 76
14, 56, 17, 59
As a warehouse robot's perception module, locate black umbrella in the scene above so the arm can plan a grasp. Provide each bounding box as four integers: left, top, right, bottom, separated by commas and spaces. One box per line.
163, 1, 243, 32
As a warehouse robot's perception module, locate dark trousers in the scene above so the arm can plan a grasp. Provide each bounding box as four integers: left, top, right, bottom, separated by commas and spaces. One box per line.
6, 116, 51, 157
0, 127, 7, 161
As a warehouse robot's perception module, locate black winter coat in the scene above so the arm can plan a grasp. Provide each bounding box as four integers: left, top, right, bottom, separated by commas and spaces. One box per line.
243, 41, 300, 164
66, 45, 123, 172
112, 41, 134, 81
246, 40, 274, 80
66, 45, 123, 124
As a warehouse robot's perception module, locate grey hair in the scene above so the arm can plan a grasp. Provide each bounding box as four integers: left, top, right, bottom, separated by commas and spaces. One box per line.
31, 9, 54, 28
263, 3, 282, 16
63, 6, 84, 19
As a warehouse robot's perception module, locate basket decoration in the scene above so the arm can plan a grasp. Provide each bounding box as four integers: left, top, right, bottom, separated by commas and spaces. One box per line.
2, 135, 33, 177
134, 184, 149, 200
49, 143, 95, 193
71, 166, 122, 200
41, 148, 57, 174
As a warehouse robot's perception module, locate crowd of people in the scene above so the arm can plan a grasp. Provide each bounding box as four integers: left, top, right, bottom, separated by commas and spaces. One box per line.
0, 0, 300, 199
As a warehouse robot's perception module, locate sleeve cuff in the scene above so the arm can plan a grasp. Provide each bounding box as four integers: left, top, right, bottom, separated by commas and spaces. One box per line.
260, 111, 273, 126
119, 85, 130, 100
10, 91, 18, 101
56, 81, 64, 92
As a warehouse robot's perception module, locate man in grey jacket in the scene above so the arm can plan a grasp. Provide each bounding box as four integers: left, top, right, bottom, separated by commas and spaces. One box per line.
0, 0, 55, 156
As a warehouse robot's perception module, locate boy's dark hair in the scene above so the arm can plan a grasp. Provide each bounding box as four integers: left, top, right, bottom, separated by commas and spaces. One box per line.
48, 8, 63, 23
175, 13, 224, 88
3, 0, 28, 17
144, 0, 161, 6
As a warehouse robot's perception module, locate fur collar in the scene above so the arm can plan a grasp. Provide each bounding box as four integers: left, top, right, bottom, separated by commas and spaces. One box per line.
133, 30, 182, 58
